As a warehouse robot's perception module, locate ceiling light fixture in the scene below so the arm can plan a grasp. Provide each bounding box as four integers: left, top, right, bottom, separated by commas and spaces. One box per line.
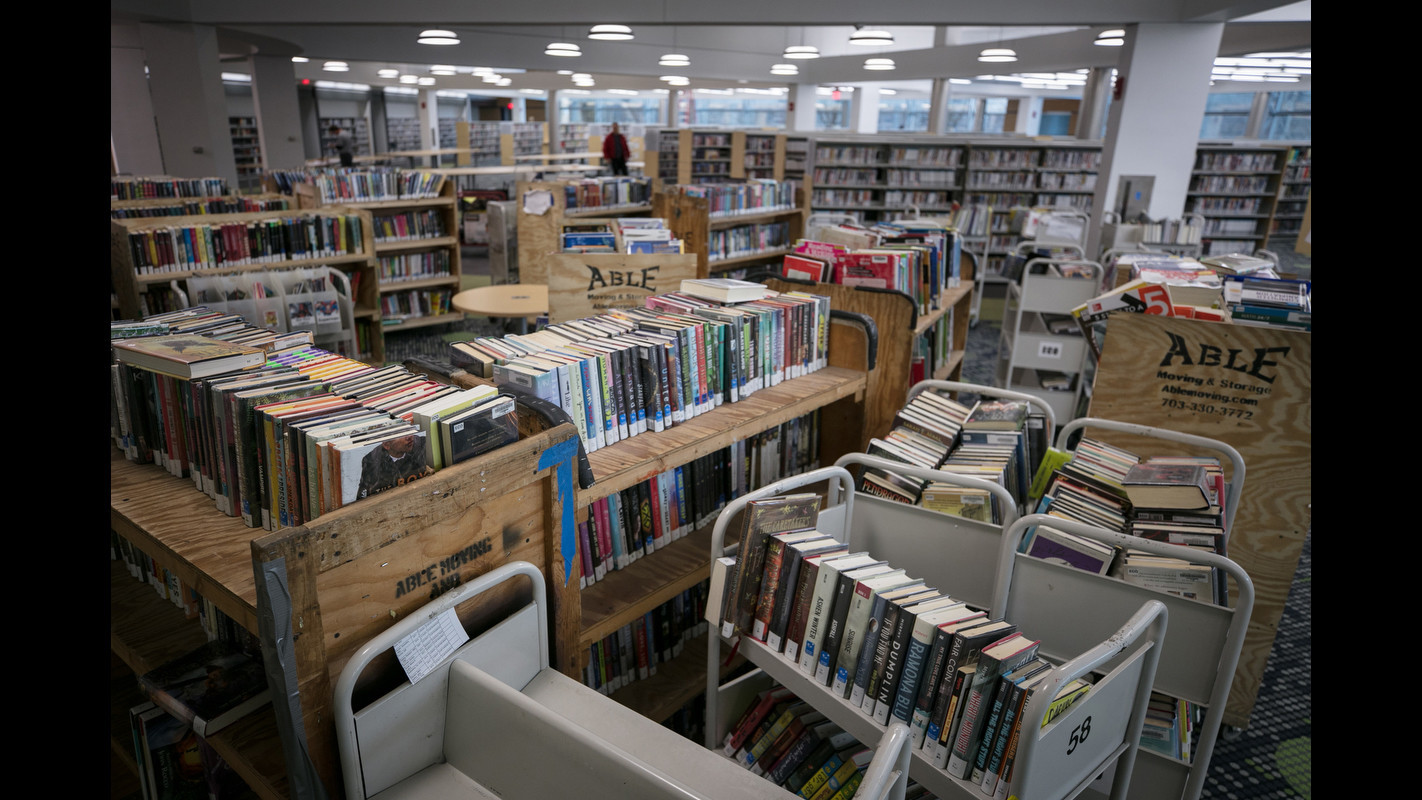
545, 42, 582, 57
1095, 29, 1126, 46
418, 77, 437, 85
291, 57, 309, 63
979, 26, 1017, 63
949, 78, 972, 85
557, 69, 575, 75
783, 46, 821, 59
417, 29, 460, 46
429, 65, 457, 75
323, 61, 349, 72
849, 27, 894, 46
770, 64, 799, 75
588, 24, 634, 41
864, 58, 895, 70
400, 75, 419, 84
377, 69, 400, 78
660, 54, 690, 66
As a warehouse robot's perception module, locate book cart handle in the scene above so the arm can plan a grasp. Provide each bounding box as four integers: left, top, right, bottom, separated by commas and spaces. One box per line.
705, 466, 857, 749
1054, 417, 1247, 538
832, 452, 1020, 530
1014, 239, 1086, 259
334, 561, 548, 800
1023, 257, 1104, 283
906, 379, 1058, 434
992, 514, 1254, 800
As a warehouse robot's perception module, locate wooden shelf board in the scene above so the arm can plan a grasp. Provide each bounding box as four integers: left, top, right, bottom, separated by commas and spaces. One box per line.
380, 312, 465, 331
607, 635, 745, 724
378, 274, 461, 293
330, 196, 453, 210
581, 366, 866, 507
110, 451, 261, 632
373, 235, 459, 253
110, 560, 212, 678
913, 286, 973, 335
566, 203, 654, 218
707, 208, 804, 230
133, 253, 371, 285
580, 523, 721, 646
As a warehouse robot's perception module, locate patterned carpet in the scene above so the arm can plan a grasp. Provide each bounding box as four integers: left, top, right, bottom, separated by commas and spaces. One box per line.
386, 248, 1310, 800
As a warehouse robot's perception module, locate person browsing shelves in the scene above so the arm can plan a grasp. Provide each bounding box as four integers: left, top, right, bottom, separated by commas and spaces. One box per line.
329, 124, 355, 167
602, 122, 630, 176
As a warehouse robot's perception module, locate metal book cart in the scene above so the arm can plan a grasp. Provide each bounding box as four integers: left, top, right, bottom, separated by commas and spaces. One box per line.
1028, 417, 1252, 800
166, 264, 361, 359
704, 465, 1168, 800
333, 560, 914, 800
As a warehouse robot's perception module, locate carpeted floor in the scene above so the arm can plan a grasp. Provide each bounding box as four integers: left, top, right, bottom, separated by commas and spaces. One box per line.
385, 244, 1310, 800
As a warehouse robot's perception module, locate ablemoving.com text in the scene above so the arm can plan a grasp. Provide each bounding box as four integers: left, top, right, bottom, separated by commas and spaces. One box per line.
1157, 372, 1261, 405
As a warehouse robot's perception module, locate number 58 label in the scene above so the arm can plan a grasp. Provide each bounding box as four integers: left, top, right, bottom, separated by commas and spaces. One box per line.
1067, 716, 1092, 755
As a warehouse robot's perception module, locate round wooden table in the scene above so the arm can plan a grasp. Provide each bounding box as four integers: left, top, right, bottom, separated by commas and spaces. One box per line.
451, 284, 548, 334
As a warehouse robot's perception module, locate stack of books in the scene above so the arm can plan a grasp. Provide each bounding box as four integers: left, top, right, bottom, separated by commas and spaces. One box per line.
1223, 274, 1311, 331
784, 221, 964, 314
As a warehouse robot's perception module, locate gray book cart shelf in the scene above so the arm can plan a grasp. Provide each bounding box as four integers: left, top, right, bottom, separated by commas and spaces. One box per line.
333, 560, 915, 800
704, 465, 1169, 800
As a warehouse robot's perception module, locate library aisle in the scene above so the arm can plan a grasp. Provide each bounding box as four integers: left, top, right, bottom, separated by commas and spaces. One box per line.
366, 249, 1313, 800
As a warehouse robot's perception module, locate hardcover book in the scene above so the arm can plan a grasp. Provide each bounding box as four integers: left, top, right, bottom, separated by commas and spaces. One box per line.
730, 493, 823, 638
112, 333, 267, 380
138, 640, 272, 737
1122, 461, 1213, 510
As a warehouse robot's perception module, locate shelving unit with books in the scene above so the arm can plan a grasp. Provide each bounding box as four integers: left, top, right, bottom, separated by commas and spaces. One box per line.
108, 207, 382, 360
293, 176, 464, 340
704, 468, 1171, 800
111, 385, 583, 800
455, 120, 504, 166
229, 116, 264, 191
653, 183, 808, 275
1188, 142, 1286, 256
319, 116, 371, 157
438, 117, 458, 150
1034, 143, 1101, 214
1266, 145, 1310, 249
739, 131, 779, 180
384, 116, 423, 152
110, 193, 292, 219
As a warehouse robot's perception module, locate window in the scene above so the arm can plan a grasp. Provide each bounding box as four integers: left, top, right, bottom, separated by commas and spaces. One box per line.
690, 96, 786, 128
980, 98, 1009, 133
1040, 112, 1072, 136
1200, 92, 1253, 140
816, 99, 852, 130
559, 97, 663, 124
877, 97, 930, 132
946, 97, 978, 132
1261, 91, 1310, 140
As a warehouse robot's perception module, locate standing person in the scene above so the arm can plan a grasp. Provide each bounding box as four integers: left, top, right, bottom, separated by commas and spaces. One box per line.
329, 124, 355, 167
602, 121, 630, 176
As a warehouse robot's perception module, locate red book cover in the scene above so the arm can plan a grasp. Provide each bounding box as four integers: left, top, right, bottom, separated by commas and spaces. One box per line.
783, 254, 829, 282
595, 497, 614, 572
836, 252, 900, 289
648, 474, 666, 550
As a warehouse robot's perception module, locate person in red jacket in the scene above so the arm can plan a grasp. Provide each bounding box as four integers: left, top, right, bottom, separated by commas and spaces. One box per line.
602, 121, 630, 176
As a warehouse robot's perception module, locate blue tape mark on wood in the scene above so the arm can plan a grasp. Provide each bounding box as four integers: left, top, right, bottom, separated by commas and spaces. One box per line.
537, 437, 580, 585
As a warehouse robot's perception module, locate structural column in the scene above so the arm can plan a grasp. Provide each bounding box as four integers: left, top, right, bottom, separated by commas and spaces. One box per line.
111, 24, 165, 176
926, 77, 951, 134
1086, 22, 1225, 256
786, 83, 818, 133
248, 54, 307, 173
1076, 67, 1112, 140
137, 22, 239, 186
1013, 96, 1044, 135
850, 85, 879, 135
420, 88, 440, 152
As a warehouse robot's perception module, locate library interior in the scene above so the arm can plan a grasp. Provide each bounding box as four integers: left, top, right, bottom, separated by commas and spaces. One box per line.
110, 2, 1311, 800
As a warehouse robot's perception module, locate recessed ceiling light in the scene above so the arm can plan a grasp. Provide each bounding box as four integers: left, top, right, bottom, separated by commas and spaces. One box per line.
849, 28, 894, 46
418, 77, 437, 85
659, 54, 691, 66
978, 48, 1018, 63
291, 57, 309, 63
607, 89, 639, 95
783, 45, 821, 59
400, 75, 419, 84
418, 30, 460, 46
377, 69, 400, 78
659, 75, 687, 82
482, 74, 503, 83
771, 64, 799, 75
557, 70, 575, 75
323, 61, 349, 72
1095, 29, 1126, 46
864, 58, 895, 70
545, 42, 582, 57
430, 66, 457, 75
588, 24, 634, 41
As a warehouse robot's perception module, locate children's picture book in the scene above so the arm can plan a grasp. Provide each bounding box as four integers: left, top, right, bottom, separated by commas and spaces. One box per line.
138, 640, 272, 737
112, 334, 267, 380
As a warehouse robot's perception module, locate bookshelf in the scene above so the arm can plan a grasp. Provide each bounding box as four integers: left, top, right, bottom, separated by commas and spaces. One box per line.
653, 185, 808, 276
111, 403, 582, 800
385, 117, 423, 152
809, 138, 967, 223
455, 121, 504, 166
293, 177, 464, 346
439, 118, 458, 150
1188, 142, 1286, 257
1266, 145, 1310, 250
108, 207, 382, 360
110, 193, 291, 219
229, 116, 264, 191
318, 116, 371, 157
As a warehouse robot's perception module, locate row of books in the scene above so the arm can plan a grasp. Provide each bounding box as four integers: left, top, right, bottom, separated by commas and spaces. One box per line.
113, 531, 260, 656
715, 492, 1091, 797
371, 208, 449, 242
911, 309, 957, 386
672, 179, 798, 217
884, 190, 952, 207
111, 195, 292, 219
123, 213, 367, 274
967, 149, 1037, 168
1196, 153, 1277, 172
562, 176, 653, 211
1189, 175, 1270, 194
580, 412, 820, 588
451, 283, 830, 457
308, 169, 447, 203
965, 173, 1035, 190
560, 217, 685, 255
113, 176, 230, 200
708, 221, 791, 262
376, 250, 454, 283
887, 169, 958, 188
110, 307, 519, 531
584, 579, 711, 694
787, 219, 964, 314
380, 288, 454, 320
127, 700, 245, 800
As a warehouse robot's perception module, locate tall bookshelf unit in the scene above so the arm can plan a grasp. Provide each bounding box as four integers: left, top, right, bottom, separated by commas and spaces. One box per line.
653, 186, 808, 276
385, 117, 423, 152
438, 118, 459, 150
108, 207, 382, 360
294, 179, 464, 340
1188, 143, 1284, 256
1267, 145, 1310, 249
229, 116, 264, 191
456, 121, 504, 166
809, 137, 969, 222
318, 117, 371, 157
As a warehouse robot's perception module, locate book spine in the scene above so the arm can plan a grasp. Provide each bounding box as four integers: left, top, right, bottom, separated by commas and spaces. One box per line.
872, 605, 918, 725
752, 538, 787, 642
